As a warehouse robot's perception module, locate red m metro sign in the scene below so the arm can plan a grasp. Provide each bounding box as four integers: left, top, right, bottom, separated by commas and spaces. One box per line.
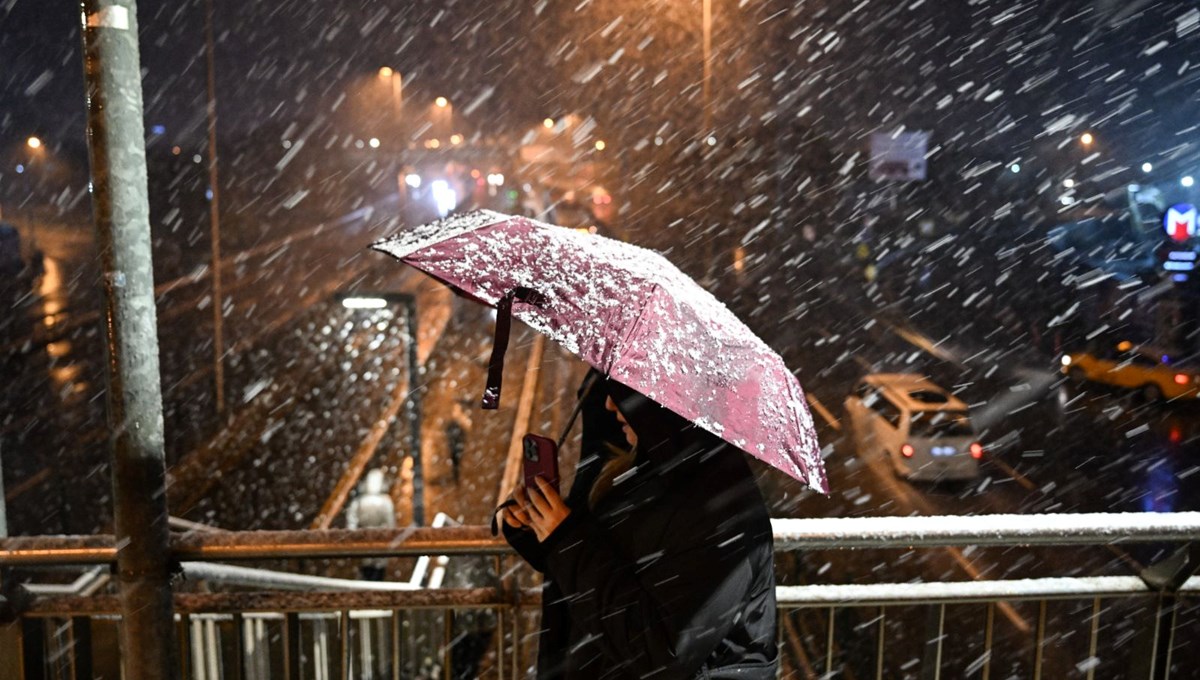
1164, 204, 1197, 243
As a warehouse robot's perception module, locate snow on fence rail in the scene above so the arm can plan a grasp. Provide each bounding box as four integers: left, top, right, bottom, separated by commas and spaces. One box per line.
769, 511, 1200, 549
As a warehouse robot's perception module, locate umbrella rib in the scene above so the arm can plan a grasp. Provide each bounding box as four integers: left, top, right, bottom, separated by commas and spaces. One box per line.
608, 282, 661, 377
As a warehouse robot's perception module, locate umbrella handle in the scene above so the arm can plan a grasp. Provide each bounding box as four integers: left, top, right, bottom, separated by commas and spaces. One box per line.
482, 287, 547, 410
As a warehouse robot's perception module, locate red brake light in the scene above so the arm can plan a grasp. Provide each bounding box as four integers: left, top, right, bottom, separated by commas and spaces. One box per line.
1175, 374, 1189, 385
901, 444, 915, 458
970, 442, 984, 459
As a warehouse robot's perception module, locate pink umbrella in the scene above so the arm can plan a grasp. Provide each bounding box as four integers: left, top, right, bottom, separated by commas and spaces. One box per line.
371, 210, 827, 493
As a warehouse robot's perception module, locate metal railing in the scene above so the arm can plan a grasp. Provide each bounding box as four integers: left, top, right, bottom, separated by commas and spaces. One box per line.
2, 512, 1199, 679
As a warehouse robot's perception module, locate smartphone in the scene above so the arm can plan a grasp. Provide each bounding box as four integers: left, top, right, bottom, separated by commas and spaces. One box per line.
522, 433, 560, 494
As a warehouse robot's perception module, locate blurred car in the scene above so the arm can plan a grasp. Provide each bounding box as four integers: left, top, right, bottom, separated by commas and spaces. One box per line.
844, 374, 982, 481
1061, 340, 1200, 401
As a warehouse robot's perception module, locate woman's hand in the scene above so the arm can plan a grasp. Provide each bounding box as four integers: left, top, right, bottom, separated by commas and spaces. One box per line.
519, 476, 571, 542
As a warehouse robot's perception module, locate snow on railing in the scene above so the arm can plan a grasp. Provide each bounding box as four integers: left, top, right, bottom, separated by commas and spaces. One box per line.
776, 575, 1200, 607
770, 511, 1200, 549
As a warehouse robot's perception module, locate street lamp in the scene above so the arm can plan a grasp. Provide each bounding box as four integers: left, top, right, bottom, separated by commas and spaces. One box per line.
435, 96, 449, 108
26, 136, 42, 150
1080, 132, 1094, 146
594, 140, 606, 151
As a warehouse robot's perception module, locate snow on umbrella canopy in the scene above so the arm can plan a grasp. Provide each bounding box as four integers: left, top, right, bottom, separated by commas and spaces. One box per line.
371, 210, 828, 493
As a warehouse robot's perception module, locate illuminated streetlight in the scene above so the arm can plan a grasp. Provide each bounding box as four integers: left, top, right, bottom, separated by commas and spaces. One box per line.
1009, 164, 1021, 173
594, 140, 606, 151
368, 137, 381, 148
378, 66, 394, 79
1080, 132, 1094, 146
1063, 178, 1075, 189
543, 118, 555, 129
26, 136, 42, 149
1183, 176, 1195, 188
450, 133, 463, 145
435, 96, 449, 108
1141, 162, 1153, 173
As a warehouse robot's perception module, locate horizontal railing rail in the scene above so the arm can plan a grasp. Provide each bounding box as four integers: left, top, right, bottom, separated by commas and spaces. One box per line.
4, 511, 1199, 566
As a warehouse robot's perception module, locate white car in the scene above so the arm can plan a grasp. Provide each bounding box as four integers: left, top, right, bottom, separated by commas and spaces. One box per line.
844, 374, 982, 481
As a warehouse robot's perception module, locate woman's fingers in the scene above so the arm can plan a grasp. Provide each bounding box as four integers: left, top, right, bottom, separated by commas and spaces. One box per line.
533, 476, 564, 509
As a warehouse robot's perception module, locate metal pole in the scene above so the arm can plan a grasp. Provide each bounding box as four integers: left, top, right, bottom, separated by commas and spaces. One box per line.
204, 0, 226, 416
80, 2, 178, 678
0, 442, 7, 539
701, 0, 712, 137
405, 296, 424, 526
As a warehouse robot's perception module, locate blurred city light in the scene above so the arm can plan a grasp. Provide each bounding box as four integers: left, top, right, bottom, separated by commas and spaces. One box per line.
1080, 132, 1094, 146
594, 140, 606, 151
342, 297, 388, 310
404, 174, 421, 188
1009, 164, 1020, 173
26, 136, 42, 149
15, 164, 24, 174
1063, 178, 1075, 188
1183, 176, 1195, 188
368, 137, 380, 148
378, 66, 393, 78
706, 136, 717, 146
435, 96, 448, 108
486, 173, 505, 187
1142, 162, 1153, 173
1060, 196, 1074, 205
150, 124, 166, 135
543, 118, 555, 129
450, 133, 463, 145
431, 179, 457, 216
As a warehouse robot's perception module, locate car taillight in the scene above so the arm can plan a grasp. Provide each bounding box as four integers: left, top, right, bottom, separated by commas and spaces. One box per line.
901, 444, 915, 458
1175, 374, 1189, 385
970, 442, 984, 459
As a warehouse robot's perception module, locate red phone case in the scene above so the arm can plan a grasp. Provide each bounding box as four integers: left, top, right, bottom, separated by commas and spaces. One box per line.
522, 434, 560, 493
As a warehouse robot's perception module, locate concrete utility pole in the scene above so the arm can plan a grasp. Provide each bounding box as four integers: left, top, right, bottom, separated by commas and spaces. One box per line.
80, 1, 178, 678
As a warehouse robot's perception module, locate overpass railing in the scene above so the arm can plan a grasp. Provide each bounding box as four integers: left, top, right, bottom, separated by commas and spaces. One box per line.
2, 512, 1198, 679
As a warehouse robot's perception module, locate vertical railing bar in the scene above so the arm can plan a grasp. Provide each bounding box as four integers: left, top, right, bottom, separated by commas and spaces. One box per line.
1163, 596, 1179, 680
1086, 597, 1100, 680
495, 608, 505, 680
391, 610, 401, 680
242, 616, 256, 680
190, 617, 205, 680
339, 610, 350, 680
512, 566, 521, 680
825, 606, 836, 678
1033, 599, 1047, 680
933, 603, 945, 680
443, 609, 454, 680
494, 554, 504, 680
875, 606, 886, 680
982, 603, 994, 680
285, 612, 301, 680
205, 618, 220, 680
1149, 595, 1164, 680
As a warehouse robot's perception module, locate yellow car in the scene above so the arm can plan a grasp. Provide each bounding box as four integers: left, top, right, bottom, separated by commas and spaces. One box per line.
1061, 341, 1200, 401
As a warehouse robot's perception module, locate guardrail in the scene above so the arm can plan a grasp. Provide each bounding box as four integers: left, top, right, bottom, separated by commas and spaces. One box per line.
3, 512, 1198, 679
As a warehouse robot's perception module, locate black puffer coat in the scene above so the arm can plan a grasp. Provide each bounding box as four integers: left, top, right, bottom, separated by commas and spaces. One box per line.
504, 375, 778, 679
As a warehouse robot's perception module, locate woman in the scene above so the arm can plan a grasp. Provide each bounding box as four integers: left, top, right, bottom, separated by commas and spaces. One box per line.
500, 374, 778, 679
